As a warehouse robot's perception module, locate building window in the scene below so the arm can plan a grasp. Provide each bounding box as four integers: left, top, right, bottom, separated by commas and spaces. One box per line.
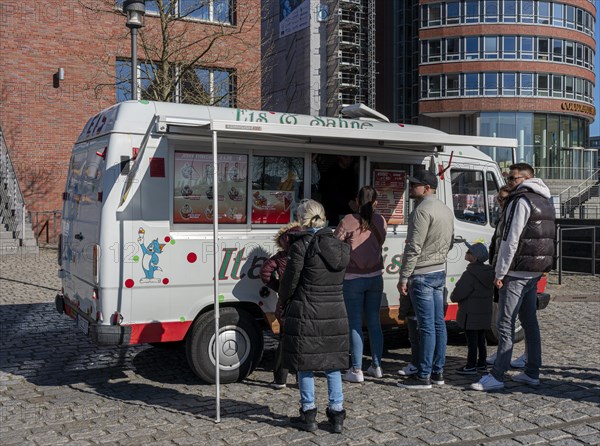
429, 40, 442, 62
503, 0, 517, 22
484, 0, 499, 23
428, 76, 441, 98
502, 36, 516, 59
179, 0, 233, 23
565, 76, 574, 99
537, 38, 549, 60
552, 75, 563, 98
565, 41, 574, 64
520, 0, 534, 23
484, 36, 498, 59
465, 0, 479, 23
464, 73, 479, 96
520, 36, 533, 60
537, 1, 550, 25
537, 74, 549, 97
446, 1, 460, 24
552, 3, 563, 26
423, 3, 442, 26
552, 39, 563, 62
116, 59, 235, 107
465, 36, 479, 60
520, 73, 533, 96
446, 74, 460, 96
565, 5, 575, 29
446, 38, 460, 60
502, 73, 516, 96
483, 73, 498, 96
116, 0, 234, 24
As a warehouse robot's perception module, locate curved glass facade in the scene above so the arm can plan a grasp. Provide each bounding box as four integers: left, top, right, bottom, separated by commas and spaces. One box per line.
421, 1, 595, 37
478, 112, 592, 179
421, 72, 594, 103
420, 36, 594, 70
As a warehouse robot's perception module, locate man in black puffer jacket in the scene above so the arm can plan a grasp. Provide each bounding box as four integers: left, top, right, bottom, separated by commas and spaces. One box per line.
279, 199, 350, 433
472, 163, 555, 391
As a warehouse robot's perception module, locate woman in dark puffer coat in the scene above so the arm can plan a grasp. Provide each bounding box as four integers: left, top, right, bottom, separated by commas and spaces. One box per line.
279, 199, 351, 433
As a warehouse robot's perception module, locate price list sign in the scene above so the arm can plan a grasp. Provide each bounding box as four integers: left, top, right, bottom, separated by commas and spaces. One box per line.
373, 170, 406, 225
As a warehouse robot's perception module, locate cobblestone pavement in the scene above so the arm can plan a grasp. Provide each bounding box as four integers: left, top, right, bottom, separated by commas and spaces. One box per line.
1, 249, 599, 445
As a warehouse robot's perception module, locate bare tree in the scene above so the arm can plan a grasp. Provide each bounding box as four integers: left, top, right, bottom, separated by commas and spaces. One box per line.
78, 0, 266, 108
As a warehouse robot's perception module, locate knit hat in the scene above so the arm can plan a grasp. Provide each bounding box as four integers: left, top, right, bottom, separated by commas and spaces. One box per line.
465, 242, 489, 263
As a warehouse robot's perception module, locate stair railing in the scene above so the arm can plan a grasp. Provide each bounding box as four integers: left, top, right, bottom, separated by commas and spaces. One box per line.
558, 168, 600, 218
0, 128, 26, 240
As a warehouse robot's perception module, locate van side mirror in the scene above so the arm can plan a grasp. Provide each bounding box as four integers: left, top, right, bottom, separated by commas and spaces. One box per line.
453, 235, 466, 244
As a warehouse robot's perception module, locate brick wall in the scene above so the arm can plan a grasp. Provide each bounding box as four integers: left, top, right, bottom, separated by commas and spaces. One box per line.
0, 0, 262, 213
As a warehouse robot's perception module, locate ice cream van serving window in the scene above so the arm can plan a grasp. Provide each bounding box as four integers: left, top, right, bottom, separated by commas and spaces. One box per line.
251, 155, 304, 225
173, 151, 248, 224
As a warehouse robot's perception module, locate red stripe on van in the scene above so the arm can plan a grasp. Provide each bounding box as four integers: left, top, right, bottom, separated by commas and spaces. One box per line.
128, 321, 193, 344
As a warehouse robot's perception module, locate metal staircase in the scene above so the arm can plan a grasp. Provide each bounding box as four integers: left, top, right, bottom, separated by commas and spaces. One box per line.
558, 169, 600, 219
0, 128, 38, 255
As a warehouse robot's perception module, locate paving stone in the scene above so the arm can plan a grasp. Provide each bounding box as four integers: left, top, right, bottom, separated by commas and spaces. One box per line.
514, 434, 548, 444
1, 251, 600, 445
538, 429, 574, 441
576, 433, 600, 445
547, 440, 587, 446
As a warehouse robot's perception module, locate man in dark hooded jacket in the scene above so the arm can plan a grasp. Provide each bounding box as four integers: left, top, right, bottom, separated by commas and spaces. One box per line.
279, 199, 350, 434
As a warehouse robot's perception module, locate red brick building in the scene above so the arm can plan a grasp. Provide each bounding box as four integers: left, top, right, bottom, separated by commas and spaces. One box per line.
0, 1, 261, 224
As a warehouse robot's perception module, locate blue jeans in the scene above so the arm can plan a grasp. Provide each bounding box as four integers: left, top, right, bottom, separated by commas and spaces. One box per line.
343, 275, 384, 368
298, 370, 343, 412
491, 275, 541, 381
409, 271, 447, 378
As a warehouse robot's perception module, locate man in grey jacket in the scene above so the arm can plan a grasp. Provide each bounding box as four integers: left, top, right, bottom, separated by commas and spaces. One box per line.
397, 170, 454, 389
472, 163, 555, 391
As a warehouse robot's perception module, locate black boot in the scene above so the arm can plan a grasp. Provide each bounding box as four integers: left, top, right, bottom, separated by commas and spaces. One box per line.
299, 407, 318, 432
326, 407, 346, 434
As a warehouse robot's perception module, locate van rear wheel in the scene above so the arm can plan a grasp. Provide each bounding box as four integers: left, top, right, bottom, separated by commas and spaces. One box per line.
186, 307, 263, 384
486, 302, 526, 345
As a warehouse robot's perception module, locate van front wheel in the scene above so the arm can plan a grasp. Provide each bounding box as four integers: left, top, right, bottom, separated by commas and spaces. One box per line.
186, 307, 263, 384
485, 302, 526, 345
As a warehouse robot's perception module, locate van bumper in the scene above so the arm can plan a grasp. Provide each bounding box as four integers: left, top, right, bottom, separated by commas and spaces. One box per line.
55, 294, 131, 346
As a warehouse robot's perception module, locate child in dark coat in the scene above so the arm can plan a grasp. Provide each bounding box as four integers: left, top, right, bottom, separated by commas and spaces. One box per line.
259, 221, 301, 389
450, 242, 495, 374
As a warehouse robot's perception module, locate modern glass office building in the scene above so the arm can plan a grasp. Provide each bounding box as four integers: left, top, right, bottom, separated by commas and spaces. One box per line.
377, 0, 597, 179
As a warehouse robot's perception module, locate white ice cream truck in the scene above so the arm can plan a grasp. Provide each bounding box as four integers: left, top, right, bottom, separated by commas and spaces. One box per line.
56, 100, 548, 383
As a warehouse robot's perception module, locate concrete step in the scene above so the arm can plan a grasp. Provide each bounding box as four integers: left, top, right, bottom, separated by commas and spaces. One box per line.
0, 230, 17, 239
0, 244, 39, 256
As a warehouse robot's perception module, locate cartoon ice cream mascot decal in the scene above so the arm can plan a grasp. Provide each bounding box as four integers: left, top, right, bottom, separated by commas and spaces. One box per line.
137, 227, 165, 283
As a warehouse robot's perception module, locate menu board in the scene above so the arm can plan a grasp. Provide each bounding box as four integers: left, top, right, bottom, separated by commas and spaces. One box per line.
173, 151, 247, 224
251, 190, 293, 224
373, 170, 406, 225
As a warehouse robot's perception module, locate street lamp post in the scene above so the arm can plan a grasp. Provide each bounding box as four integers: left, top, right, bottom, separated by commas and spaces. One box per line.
123, 0, 146, 101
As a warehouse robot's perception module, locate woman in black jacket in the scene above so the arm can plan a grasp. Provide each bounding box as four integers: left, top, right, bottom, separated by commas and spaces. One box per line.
279, 199, 351, 433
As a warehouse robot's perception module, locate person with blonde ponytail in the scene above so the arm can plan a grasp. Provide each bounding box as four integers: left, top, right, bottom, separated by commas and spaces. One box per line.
334, 186, 387, 382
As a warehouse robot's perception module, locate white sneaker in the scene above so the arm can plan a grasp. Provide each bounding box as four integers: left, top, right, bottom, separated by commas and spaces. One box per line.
366, 365, 383, 378
470, 373, 505, 391
344, 367, 364, 383
511, 371, 540, 386
510, 353, 527, 369
398, 363, 418, 376
486, 351, 497, 365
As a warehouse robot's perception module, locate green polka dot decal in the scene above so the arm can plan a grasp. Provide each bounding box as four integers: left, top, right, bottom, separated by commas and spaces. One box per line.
180, 316, 185, 322
133, 255, 139, 262
139, 100, 149, 104
450, 277, 455, 282
170, 239, 176, 245
218, 294, 225, 303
